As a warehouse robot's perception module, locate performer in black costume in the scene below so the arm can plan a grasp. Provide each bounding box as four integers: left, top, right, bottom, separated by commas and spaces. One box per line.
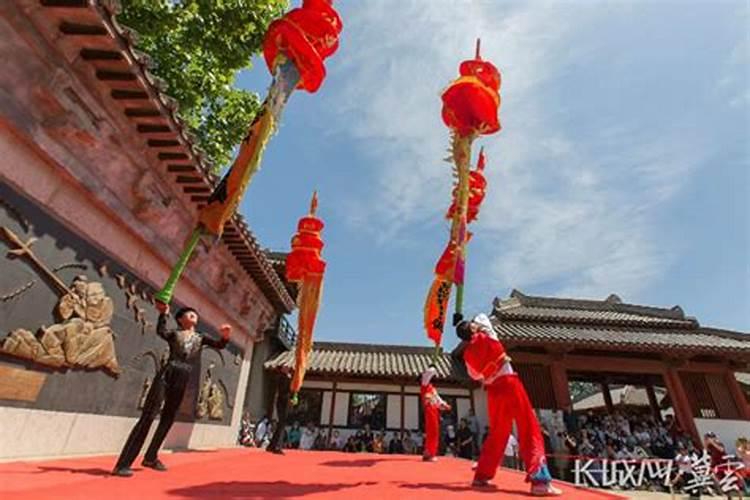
112, 302, 231, 477
266, 365, 293, 454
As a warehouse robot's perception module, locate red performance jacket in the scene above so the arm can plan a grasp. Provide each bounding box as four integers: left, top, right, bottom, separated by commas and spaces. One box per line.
463, 331, 511, 385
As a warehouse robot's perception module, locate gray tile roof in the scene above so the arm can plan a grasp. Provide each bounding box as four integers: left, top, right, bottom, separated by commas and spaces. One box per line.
493, 322, 750, 354
264, 342, 469, 382
491, 290, 750, 356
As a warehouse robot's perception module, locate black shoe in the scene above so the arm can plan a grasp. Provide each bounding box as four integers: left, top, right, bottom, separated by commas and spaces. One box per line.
267, 447, 285, 455
141, 459, 167, 471
112, 467, 133, 477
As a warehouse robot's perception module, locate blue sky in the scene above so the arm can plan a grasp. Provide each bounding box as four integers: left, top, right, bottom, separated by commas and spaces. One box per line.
236, 0, 749, 348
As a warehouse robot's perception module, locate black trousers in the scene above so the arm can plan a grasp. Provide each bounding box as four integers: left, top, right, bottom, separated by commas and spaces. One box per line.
115, 363, 190, 469
268, 381, 290, 451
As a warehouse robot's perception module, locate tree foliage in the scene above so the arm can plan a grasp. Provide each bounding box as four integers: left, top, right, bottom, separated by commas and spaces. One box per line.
119, 0, 288, 170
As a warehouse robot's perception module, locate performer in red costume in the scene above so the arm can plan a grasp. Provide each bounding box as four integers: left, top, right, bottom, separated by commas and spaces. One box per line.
455, 313, 562, 496
420, 365, 452, 462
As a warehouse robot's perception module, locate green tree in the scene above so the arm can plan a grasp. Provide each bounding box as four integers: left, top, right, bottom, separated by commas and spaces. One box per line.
119, 0, 288, 170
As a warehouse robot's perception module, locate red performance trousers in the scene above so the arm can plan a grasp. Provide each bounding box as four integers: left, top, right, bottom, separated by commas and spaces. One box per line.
474, 374, 546, 482
423, 404, 440, 458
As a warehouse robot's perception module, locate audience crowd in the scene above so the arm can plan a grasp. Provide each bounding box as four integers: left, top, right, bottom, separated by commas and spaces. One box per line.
238, 410, 482, 457
239, 408, 749, 495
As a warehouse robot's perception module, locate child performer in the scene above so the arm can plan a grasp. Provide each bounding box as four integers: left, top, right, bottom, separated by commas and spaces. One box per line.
421, 365, 452, 461
455, 313, 561, 496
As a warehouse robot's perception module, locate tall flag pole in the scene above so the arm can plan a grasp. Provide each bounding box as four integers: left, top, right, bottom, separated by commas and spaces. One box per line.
424, 39, 501, 360
155, 0, 343, 304
286, 192, 326, 404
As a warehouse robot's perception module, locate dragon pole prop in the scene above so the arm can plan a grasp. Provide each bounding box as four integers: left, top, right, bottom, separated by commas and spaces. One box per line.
424, 39, 501, 360
155, 0, 343, 304
286, 192, 326, 405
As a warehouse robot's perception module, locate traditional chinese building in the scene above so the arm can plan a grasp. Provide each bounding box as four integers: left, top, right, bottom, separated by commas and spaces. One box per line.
492, 290, 749, 448
0, 0, 294, 460
264, 342, 476, 442
266, 290, 750, 449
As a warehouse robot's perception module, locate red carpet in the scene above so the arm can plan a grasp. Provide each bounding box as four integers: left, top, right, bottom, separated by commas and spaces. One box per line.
0, 449, 624, 499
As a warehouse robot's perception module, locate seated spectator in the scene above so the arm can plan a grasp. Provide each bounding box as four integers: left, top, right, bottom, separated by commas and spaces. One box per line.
373, 432, 385, 453
388, 432, 404, 454
287, 421, 301, 449
330, 430, 343, 450
672, 443, 701, 499
578, 432, 595, 457
456, 419, 474, 460
503, 433, 518, 470
402, 431, 416, 455
299, 422, 317, 450
735, 438, 750, 494
239, 412, 254, 446
255, 416, 269, 447
314, 431, 328, 450
353, 430, 365, 452
412, 431, 424, 455
361, 425, 374, 452
445, 424, 457, 456
343, 436, 357, 453
704, 432, 726, 469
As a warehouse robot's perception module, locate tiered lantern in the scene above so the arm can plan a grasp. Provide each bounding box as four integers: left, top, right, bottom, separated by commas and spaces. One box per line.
286, 193, 326, 403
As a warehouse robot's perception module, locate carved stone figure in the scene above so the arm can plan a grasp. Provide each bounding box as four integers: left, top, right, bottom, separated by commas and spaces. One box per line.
1, 275, 120, 375
196, 374, 212, 419
207, 383, 224, 420
138, 378, 152, 410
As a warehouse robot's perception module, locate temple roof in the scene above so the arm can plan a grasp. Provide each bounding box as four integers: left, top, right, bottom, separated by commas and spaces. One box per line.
264, 342, 469, 383
492, 290, 750, 357
31, 0, 294, 312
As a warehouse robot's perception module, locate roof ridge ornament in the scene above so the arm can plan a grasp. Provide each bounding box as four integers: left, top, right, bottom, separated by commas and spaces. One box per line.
605, 293, 622, 304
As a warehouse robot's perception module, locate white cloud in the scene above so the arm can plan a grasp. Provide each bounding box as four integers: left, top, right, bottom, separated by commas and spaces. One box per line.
327, 0, 735, 300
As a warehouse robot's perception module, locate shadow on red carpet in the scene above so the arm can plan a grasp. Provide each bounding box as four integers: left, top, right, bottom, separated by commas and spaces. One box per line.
168, 480, 378, 498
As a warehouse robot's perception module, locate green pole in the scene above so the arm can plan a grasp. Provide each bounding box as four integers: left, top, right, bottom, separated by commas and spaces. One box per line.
431, 343, 443, 365
455, 283, 465, 316
451, 133, 473, 318
154, 226, 203, 304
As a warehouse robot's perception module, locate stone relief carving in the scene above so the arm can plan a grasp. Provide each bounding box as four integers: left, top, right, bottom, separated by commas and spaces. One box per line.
138, 378, 152, 410
208, 382, 225, 420
1, 275, 121, 375
195, 362, 228, 421
216, 268, 238, 295
135, 349, 168, 410
132, 171, 173, 222
1, 225, 121, 376
195, 368, 212, 419
239, 291, 257, 317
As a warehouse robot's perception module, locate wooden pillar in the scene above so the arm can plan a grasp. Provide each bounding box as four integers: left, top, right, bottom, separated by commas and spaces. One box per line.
725, 370, 750, 420
327, 381, 337, 447
602, 380, 614, 413
663, 367, 699, 443
400, 384, 405, 439
645, 383, 662, 422
550, 359, 571, 410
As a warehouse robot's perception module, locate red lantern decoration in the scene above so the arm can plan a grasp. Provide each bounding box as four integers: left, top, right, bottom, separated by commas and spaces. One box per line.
263, 0, 343, 93
441, 42, 501, 136
285, 193, 326, 282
